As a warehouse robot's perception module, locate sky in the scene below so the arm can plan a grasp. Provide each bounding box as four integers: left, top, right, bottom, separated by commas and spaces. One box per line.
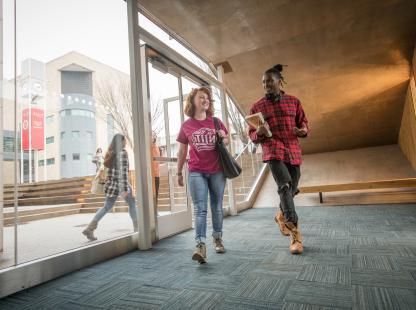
3, 0, 130, 79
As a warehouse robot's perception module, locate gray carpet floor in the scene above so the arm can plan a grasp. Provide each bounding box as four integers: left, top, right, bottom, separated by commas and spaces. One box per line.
1, 205, 416, 309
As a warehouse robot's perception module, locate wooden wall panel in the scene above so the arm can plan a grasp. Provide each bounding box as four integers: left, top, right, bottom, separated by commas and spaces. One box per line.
398, 73, 416, 171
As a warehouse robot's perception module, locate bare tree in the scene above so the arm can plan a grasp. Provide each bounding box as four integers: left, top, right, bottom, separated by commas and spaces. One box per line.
227, 99, 249, 146
95, 76, 164, 147
211, 86, 249, 146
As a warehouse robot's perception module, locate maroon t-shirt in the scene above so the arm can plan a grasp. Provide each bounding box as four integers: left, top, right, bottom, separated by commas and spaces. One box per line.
177, 116, 228, 174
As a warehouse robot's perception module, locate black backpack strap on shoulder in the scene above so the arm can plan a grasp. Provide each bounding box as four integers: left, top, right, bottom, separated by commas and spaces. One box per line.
213, 117, 220, 131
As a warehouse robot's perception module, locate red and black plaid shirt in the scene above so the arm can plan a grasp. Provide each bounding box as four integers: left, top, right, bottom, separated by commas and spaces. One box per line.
248, 93, 308, 165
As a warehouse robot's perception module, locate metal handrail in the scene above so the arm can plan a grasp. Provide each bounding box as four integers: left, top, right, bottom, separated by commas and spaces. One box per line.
234, 141, 256, 160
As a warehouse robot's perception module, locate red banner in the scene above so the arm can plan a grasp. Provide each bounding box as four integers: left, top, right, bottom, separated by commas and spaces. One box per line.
22, 107, 44, 151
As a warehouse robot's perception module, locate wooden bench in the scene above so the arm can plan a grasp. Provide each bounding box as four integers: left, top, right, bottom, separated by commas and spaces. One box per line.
299, 178, 416, 203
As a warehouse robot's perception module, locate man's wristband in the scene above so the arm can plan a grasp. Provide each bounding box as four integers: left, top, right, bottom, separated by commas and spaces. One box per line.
176, 172, 183, 176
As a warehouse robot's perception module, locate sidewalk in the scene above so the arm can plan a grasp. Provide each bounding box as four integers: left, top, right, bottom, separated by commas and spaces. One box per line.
0, 212, 136, 270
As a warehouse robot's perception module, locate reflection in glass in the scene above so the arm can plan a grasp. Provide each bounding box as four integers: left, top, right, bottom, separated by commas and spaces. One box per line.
148, 62, 188, 214
1, 0, 139, 266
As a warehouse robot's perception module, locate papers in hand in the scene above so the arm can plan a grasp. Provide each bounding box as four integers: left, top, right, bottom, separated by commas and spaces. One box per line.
245, 112, 272, 137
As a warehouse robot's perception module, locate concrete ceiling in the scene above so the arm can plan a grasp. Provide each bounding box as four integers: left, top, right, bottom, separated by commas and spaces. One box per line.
138, 0, 416, 153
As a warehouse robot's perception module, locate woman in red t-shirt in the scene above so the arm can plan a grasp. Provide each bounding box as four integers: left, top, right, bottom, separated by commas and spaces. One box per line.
176, 87, 228, 264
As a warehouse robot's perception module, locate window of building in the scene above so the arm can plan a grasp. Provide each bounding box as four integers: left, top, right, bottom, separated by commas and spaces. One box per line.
47, 158, 55, 165
61, 154, 66, 162
46, 136, 54, 144
46, 115, 54, 124
59, 109, 95, 118
72, 153, 80, 160
72, 131, 80, 138
85, 131, 93, 139
38, 159, 44, 167
3, 136, 14, 152
86, 153, 93, 161
61, 131, 65, 139
61, 71, 93, 96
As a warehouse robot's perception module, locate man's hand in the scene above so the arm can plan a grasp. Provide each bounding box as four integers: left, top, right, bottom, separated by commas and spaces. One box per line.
121, 191, 128, 198
256, 122, 270, 137
293, 126, 307, 137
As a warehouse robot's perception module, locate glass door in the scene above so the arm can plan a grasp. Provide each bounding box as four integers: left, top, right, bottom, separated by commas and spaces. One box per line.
146, 47, 203, 238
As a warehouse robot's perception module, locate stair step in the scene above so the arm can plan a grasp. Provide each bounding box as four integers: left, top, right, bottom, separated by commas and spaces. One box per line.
4, 208, 80, 226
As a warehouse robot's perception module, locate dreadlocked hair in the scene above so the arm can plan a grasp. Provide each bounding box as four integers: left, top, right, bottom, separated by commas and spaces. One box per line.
265, 64, 287, 85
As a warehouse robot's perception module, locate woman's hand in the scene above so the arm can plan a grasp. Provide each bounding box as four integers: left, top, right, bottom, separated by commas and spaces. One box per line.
177, 175, 184, 187
217, 129, 226, 138
217, 129, 229, 144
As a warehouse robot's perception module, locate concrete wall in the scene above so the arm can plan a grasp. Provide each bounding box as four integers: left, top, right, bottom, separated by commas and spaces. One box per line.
299, 144, 416, 186
254, 144, 416, 208
398, 46, 416, 171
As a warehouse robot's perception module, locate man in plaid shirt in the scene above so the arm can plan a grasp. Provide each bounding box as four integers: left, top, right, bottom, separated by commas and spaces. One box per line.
248, 64, 308, 255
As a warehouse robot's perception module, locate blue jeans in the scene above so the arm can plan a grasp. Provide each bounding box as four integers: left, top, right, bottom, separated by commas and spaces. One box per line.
93, 186, 138, 225
188, 171, 226, 244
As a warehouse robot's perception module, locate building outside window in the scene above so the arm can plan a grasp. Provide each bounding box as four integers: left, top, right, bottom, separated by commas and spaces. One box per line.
46, 115, 54, 124
71, 131, 80, 138
61, 154, 66, 162
85, 131, 93, 139
86, 153, 93, 162
3, 136, 14, 152
38, 160, 45, 167
46, 136, 54, 144
72, 153, 80, 160
47, 158, 55, 165
60, 131, 65, 139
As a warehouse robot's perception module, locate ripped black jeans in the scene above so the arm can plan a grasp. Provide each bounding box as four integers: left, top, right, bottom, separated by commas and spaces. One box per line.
267, 160, 300, 224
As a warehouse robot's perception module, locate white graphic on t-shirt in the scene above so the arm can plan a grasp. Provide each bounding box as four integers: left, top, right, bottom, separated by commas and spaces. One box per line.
191, 127, 216, 151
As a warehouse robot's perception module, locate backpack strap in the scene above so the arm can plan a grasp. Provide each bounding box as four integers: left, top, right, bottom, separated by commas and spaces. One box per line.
213, 117, 220, 131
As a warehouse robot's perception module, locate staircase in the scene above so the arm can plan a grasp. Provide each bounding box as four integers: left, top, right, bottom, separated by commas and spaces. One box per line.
2, 152, 264, 226
2, 176, 129, 226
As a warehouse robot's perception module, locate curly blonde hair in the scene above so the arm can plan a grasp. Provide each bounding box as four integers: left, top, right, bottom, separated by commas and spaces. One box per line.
184, 87, 215, 118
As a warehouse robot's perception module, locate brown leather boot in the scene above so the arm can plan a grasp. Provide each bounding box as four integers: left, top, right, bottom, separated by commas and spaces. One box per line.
192, 242, 207, 264
286, 222, 303, 255
274, 211, 290, 236
82, 220, 98, 241
213, 237, 226, 253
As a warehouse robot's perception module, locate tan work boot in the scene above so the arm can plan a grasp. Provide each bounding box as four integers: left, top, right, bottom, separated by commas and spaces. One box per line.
213, 237, 226, 253
286, 222, 303, 255
274, 211, 291, 236
192, 242, 207, 264
82, 220, 98, 241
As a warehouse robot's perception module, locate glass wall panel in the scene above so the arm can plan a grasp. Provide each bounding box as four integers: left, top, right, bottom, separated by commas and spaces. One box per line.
148, 60, 188, 215
139, 14, 216, 78
211, 86, 224, 120
227, 95, 264, 203
1, 0, 16, 270
10, 0, 138, 265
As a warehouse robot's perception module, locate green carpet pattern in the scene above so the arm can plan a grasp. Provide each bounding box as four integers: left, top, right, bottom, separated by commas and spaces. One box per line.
1, 204, 416, 309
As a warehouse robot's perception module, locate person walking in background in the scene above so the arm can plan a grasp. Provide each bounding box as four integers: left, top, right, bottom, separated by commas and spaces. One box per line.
248, 64, 309, 255
152, 133, 161, 203
82, 134, 138, 241
92, 148, 104, 172
176, 87, 229, 264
